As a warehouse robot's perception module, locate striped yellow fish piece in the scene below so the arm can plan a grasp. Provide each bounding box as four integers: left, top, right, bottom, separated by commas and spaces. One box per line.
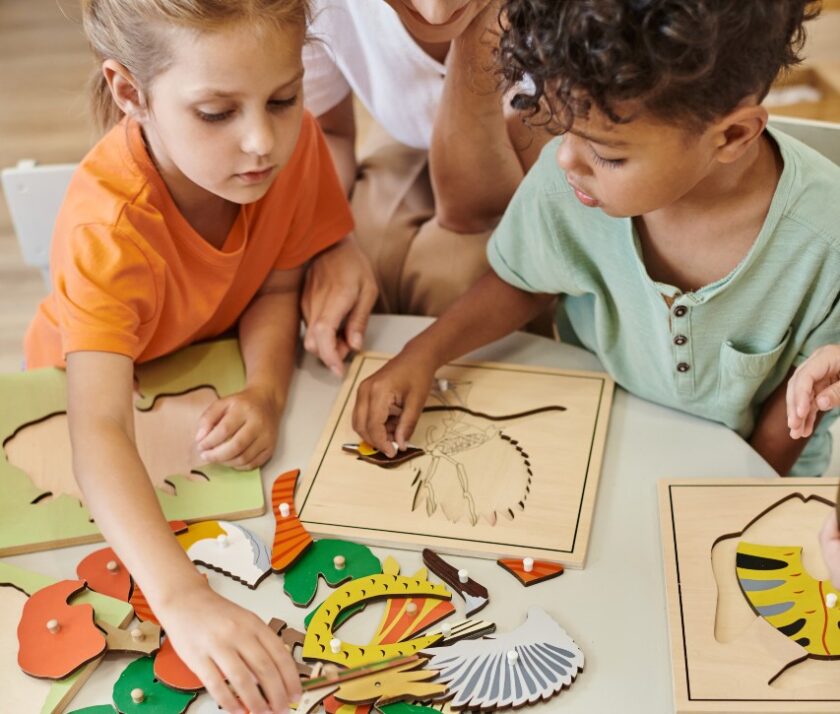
271, 469, 313, 572
736, 541, 840, 656
303, 557, 451, 667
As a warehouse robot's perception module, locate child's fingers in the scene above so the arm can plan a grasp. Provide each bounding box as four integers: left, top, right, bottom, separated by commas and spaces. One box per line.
395, 388, 426, 449
227, 442, 271, 470
240, 646, 290, 714
196, 399, 229, 443
215, 652, 269, 714
345, 282, 377, 352
816, 381, 840, 412
364, 387, 399, 457
193, 658, 243, 714
198, 411, 247, 455
200, 423, 250, 464
259, 630, 303, 701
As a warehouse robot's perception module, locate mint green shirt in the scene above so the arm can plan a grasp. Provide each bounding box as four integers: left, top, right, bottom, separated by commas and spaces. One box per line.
488, 127, 840, 475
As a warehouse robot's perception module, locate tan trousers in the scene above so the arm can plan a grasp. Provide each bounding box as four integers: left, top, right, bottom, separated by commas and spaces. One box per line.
351, 133, 492, 317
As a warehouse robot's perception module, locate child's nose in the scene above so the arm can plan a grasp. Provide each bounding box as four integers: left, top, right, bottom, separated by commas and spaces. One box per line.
241, 114, 274, 157
555, 136, 591, 176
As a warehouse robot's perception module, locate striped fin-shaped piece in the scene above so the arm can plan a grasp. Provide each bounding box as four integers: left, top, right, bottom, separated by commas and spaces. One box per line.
423, 607, 583, 709
736, 541, 840, 656
129, 583, 159, 625
498, 558, 564, 586
323, 695, 372, 714
271, 469, 313, 572
371, 596, 455, 645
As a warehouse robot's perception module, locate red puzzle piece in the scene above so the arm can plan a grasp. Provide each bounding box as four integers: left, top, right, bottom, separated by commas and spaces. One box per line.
154, 636, 203, 691
76, 548, 131, 601
17, 579, 106, 679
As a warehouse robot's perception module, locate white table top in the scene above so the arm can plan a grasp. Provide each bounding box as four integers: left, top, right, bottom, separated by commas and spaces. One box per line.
8, 315, 777, 713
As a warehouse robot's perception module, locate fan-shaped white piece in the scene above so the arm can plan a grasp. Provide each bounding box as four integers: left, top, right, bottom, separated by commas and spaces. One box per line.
423, 606, 584, 709
179, 520, 271, 589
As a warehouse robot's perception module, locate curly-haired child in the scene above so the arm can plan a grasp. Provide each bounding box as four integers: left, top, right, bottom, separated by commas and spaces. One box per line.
353, 0, 840, 480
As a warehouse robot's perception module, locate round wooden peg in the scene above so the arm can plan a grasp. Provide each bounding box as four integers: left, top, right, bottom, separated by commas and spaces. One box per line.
278, 502, 291, 518
131, 687, 145, 703
333, 555, 346, 571
458, 568, 469, 584
507, 649, 519, 665
130, 627, 145, 642
330, 638, 342, 654
523, 557, 534, 573
106, 560, 120, 572
216, 534, 229, 548
441, 622, 452, 637
46, 618, 60, 634
828, 592, 838, 608
406, 601, 418, 614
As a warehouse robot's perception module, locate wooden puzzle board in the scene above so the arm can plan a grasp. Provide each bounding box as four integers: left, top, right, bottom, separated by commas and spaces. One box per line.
0, 561, 133, 713
298, 353, 613, 566
659, 478, 840, 713
0, 339, 264, 556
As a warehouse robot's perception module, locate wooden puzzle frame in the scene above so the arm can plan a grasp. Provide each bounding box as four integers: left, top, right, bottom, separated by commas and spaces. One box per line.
659, 477, 840, 713
298, 353, 613, 566
0, 339, 264, 556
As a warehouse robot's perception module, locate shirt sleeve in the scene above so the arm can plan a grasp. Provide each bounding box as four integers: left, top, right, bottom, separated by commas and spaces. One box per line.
303, 29, 352, 117
273, 115, 354, 270
487, 138, 582, 296
53, 224, 158, 359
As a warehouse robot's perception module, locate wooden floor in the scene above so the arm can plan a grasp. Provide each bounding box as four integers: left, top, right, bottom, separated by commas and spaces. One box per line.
1, 0, 839, 373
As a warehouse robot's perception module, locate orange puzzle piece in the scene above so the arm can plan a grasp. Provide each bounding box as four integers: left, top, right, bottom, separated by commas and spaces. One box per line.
17, 579, 107, 679
76, 548, 131, 601
271, 469, 313, 572
154, 636, 203, 691
497, 557, 564, 586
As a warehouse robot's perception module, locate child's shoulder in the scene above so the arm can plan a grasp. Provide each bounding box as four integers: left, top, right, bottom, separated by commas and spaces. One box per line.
58, 119, 155, 234
770, 126, 840, 250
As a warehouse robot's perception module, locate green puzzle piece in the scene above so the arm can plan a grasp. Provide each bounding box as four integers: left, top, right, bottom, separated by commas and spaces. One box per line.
0, 338, 263, 556
113, 657, 196, 713
67, 707, 117, 714
284, 539, 381, 607
378, 703, 439, 714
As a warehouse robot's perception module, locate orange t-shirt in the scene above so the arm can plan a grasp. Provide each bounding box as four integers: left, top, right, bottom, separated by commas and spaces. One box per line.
24, 112, 353, 368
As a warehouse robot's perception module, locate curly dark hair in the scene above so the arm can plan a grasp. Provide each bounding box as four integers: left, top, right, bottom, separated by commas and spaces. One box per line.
499, 0, 820, 130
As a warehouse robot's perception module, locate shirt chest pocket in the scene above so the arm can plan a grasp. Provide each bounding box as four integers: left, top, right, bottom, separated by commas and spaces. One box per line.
717, 328, 792, 410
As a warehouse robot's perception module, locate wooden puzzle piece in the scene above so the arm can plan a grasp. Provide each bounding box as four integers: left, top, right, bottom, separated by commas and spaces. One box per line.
175, 520, 271, 589
0, 340, 264, 558
112, 656, 197, 713
129, 584, 159, 626
423, 606, 584, 710
67, 707, 117, 713
268, 618, 313, 677
342, 442, 426, 468
296, 663, 339, 714
98, 620, 162, 656
153, 637, 203, 691
735, 541, 840, 657
497, 557, 564, 586
284, 539, 381, 607
334, 659, 445, 707
324, 695, 373, 713
422, 549, 488, 615
377, 703, 439, 714
371, 596, 455, 646
303, 557, 451, 667
76, 548, 132, 601
0, 561, 133, 714
271, 469, 314, 572
17, 579, 107, 680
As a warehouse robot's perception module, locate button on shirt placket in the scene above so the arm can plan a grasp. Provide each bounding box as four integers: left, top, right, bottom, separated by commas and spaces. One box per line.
672, 303, 694, 395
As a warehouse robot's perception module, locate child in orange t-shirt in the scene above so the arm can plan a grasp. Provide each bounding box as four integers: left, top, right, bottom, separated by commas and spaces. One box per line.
23, 1, 351, 711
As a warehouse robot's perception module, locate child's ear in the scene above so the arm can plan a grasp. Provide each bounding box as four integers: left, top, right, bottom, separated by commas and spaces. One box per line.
101, 59, 150, 122
712, 103, 768, 164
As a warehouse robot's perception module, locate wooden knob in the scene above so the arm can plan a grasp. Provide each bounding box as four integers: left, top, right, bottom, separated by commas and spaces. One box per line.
278, 502, 290, 518
333, 555, 346, 571
458, 569, 469, 584
406, 601, 418, 614
523, 557, 534, 573
46, 618, 60, 634
106, 560, 119, 572
130, 627, 145, 642
131, 687, 145, 703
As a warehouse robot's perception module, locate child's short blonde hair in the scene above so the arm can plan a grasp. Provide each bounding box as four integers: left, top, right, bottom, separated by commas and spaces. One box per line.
82, 0, 311, 130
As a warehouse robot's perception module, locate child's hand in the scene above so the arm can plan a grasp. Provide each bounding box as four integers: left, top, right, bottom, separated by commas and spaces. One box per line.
821, 512, 840, 590
157, 582, 301, 713
195, 386, 279, 468
302, 236, 378, 377
786, 345, 840, 439
353, 349, 437, 457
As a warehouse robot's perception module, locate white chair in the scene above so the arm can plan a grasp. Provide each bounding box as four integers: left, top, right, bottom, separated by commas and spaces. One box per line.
1, 160, 75, 285
1, 116, 839, 287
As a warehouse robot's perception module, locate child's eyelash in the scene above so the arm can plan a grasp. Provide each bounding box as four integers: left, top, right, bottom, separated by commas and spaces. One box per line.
589, 146, 625, 169
195, 96, 298, 124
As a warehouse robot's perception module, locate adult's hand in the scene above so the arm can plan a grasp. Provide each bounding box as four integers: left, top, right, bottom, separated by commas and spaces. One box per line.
302, 235, 378, 376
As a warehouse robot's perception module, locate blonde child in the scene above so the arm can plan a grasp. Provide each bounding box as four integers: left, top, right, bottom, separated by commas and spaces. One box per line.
353, 0, 840, 479
24, 1, 353, 710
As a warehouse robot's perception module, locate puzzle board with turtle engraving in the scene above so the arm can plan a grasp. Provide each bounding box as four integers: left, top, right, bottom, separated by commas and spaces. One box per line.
298, 352, 614, 566
0, 338, 264, 556
659, 478, 840, 713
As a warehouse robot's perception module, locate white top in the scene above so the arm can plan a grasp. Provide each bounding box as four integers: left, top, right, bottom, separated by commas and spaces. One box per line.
303, 0, 446, 149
